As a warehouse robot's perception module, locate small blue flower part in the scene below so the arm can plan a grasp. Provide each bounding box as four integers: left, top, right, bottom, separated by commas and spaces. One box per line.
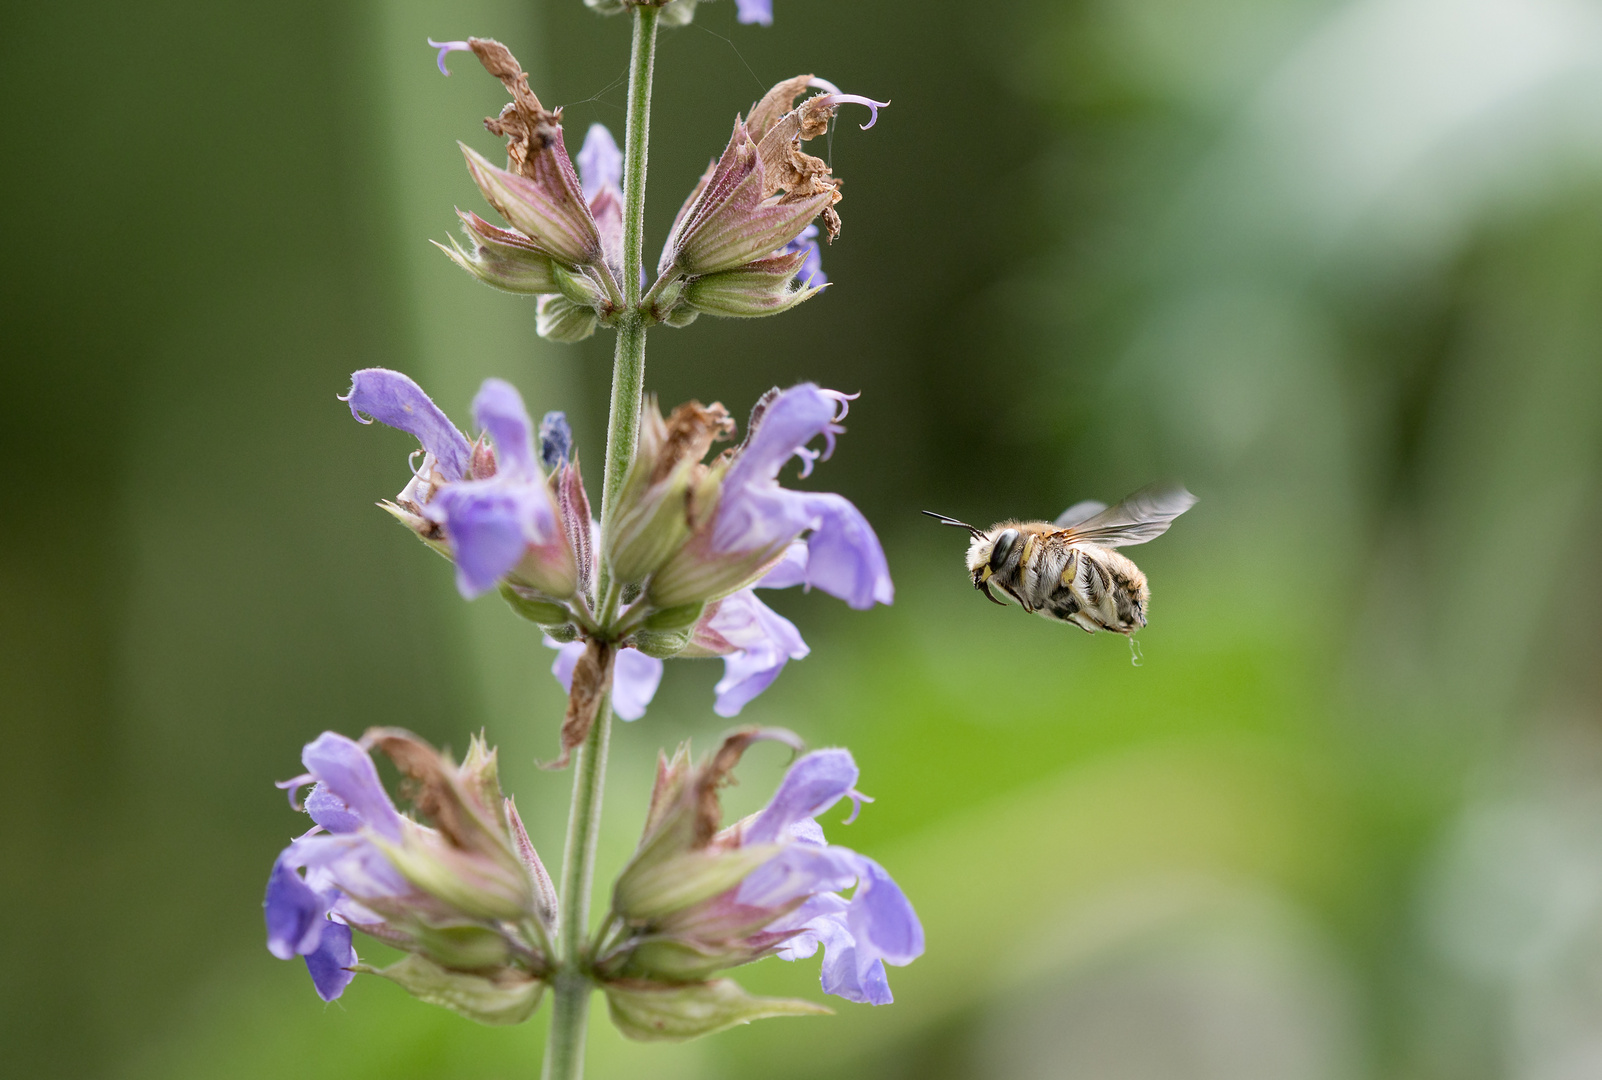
694, 584, 811, 716
736, 0, 773, 25
779, 224, 825, 286
538, 411, 573, 471
427, 38, 473, 76
576, 124, 623, 201
263, 730, 555, 1009
263, 733, 414, 1000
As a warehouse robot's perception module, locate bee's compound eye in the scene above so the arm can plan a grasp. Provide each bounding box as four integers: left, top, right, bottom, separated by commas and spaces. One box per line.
989, 529, 1019, 570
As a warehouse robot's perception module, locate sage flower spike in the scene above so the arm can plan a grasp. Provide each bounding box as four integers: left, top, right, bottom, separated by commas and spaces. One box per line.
648, 384, 893, 611
264, 730, 556, 1021
598, 730, 923, 1031
343, 369, 583, 603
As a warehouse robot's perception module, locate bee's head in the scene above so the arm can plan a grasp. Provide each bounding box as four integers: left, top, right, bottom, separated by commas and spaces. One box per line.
921, 511, 1016, 606
965, 526, 1021, 605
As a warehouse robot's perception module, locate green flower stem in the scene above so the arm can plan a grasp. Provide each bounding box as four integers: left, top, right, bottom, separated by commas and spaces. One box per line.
542, 692, 612, 1080
543, 9, 658, 1080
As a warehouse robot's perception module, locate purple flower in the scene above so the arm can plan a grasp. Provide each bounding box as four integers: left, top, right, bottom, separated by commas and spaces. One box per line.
736, 0, 774, 25
604, 732, 923, 1006
688, 583, 811, 717
343, 369, 580, 601
649, 384, 893, 611
263, 731, 556, 1010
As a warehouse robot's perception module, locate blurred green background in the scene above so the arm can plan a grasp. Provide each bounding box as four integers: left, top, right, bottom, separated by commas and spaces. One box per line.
7, 0, 1602, 1077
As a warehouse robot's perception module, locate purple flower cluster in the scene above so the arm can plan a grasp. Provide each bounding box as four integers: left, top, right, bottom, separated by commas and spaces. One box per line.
603, 732, 923, 1006
264, 731, 550, 1008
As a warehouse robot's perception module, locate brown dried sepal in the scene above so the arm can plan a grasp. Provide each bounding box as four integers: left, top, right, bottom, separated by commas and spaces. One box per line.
364, 727, 509, 858
550, 639, 615, 769
467, 37, 563, 179
650, 402, 735, 486
690, 728, 805, 848
750, 81, 846, 242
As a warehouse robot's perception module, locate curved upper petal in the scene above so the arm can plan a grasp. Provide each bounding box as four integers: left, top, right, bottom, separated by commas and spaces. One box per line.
745, 748, 858, 844
343, 369, 471, 482
720, 384, 837, 502
472, 378, 540, 480
301, 733, 403, 841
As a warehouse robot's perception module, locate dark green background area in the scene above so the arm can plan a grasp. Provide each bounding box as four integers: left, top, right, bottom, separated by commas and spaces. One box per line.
6, 2, 1602, 1078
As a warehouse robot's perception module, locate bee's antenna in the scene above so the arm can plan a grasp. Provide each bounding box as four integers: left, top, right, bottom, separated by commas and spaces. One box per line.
921, 510, 985, 539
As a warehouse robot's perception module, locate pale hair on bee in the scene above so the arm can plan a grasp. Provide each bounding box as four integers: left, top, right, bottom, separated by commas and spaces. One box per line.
923, 483, 1197, 636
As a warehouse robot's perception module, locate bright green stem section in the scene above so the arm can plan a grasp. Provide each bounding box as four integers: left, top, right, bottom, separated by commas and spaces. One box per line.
543, 9, 658, 1080
542, 691, 612, 1080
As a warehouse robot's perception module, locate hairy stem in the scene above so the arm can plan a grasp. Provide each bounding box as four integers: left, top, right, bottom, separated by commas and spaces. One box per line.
543, 8, 658, 1080
541, 695, 612, 1080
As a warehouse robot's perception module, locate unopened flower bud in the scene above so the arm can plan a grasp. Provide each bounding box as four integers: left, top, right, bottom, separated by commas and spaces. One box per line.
538, 410, 573, 471
537, 294, 599, 343
603, 397, 734, 585
435, 210, 561, 294
681, 249, 824, 318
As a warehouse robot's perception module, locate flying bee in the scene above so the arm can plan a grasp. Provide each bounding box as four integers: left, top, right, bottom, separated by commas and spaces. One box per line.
923, 484, 1196, 635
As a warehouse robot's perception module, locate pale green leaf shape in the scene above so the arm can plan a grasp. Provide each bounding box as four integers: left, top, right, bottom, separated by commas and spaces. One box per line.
358, 955, 544, 1026
604, 978, 830, 1042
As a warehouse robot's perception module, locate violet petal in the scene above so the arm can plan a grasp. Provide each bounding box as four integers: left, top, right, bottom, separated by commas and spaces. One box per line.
301, 732, 404, 842
342, 369, 471, 483
303, 919, 357, 1002
264, 858, 328, 960
745, 748, 858, 844
472, 378, 540, 480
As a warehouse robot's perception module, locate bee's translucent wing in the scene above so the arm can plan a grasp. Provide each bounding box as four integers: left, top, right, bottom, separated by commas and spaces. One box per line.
1054, 500, 1107, 528
1061, 483, 1196, 547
